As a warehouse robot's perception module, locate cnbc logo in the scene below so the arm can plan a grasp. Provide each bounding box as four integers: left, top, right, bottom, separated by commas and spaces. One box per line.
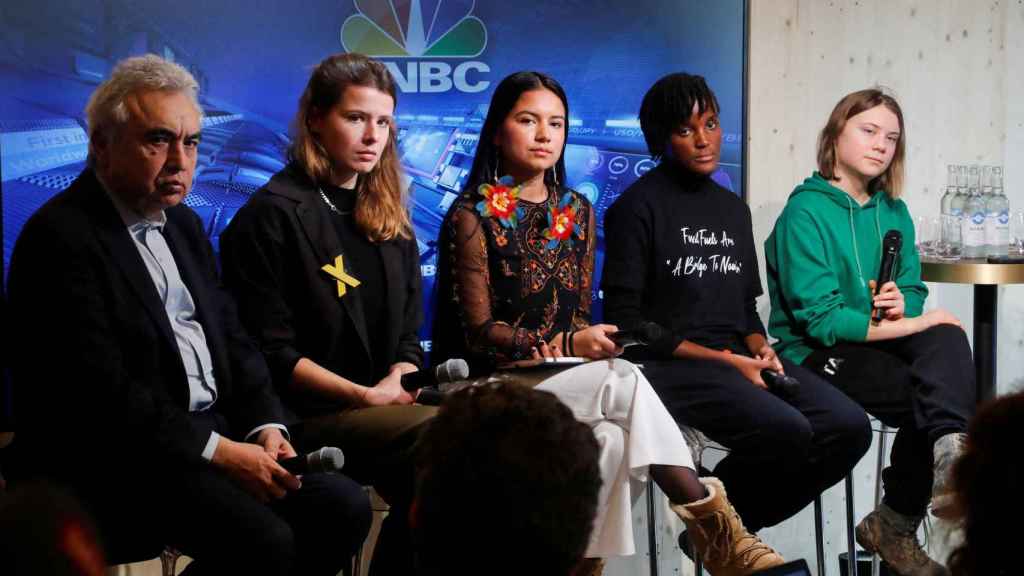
341, 0, 491, 93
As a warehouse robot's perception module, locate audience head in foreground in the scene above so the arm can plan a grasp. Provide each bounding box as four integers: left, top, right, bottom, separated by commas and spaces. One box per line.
413, 383, 601, 576
949, 391, 1024, 576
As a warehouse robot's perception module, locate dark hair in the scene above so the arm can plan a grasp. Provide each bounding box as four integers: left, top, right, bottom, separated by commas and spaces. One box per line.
413, 383, 601, 576
948, 391, 1024, 576
817, 88, 906, 198
638, 72, 720, 160
464, 71, 569, 192
289, 52, 410, 241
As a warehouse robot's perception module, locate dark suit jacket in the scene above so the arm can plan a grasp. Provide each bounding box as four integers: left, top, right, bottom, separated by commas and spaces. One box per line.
219, 164, 423, 419
6, 169, 285, 485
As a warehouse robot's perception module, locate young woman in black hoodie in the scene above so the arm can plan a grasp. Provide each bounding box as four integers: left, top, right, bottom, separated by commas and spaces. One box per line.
602, 73, 872, 539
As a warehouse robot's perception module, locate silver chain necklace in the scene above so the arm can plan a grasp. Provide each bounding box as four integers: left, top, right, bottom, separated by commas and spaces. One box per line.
318, 187, 352, 216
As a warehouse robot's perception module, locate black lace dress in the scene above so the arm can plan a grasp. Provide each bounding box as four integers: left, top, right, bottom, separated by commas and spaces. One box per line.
432, 183, 595, 374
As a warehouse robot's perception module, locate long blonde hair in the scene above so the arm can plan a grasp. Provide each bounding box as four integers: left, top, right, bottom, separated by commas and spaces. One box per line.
817, 88, 906, 199
290, 53, 411, 241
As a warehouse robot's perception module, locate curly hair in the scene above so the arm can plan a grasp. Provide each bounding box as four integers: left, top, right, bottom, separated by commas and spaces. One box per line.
413, 382, 601, 576
948, 391, 1024, 576
638, 72, 719, 160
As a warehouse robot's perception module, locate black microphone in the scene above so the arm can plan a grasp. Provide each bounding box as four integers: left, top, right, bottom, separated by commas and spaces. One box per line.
400, 358, 470, 391
872, 230, 903, 323
608, 322, 667, 347
761, 370, 800, 397
637, 321, 667, 346
414, 388, 445, 406
280, 447, 345, 474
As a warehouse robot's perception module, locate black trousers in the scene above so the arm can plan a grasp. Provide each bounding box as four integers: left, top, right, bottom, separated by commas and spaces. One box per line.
88, 411, 372, 576
803, 323, 976, 516
293, 405, 436, 576
640, 356, 871, 532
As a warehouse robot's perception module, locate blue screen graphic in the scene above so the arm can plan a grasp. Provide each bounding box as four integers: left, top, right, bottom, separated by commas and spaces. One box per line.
0, 0, 747, 357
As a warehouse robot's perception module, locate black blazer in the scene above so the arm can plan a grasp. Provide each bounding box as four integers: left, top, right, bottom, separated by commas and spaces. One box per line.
6, 169, 284, 483
220, 165, 423, 418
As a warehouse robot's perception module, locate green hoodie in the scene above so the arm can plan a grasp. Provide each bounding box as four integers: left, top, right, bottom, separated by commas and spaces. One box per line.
764, 172, 928, 363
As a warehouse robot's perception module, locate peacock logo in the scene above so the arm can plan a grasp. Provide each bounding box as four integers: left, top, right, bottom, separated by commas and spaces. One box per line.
341, 0, 488, 59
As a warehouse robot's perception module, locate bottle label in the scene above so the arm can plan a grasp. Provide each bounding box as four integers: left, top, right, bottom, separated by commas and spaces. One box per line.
963, 212, 986, 248
997, 210, 1010, 242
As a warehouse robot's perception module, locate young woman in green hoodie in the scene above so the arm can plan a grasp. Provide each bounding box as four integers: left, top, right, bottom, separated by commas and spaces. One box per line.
765, 88, 975, 576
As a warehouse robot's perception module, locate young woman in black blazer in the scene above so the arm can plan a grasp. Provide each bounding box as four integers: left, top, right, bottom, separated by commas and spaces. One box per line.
220, 53, 434, 576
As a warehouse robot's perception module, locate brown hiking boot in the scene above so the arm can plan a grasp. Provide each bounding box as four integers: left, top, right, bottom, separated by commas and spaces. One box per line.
855, 503, 948, 576
670, 477, 785, 576
930, 432, 966, 519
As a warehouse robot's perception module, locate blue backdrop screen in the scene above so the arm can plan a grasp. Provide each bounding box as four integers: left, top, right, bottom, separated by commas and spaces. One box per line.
0, 0, 746, 356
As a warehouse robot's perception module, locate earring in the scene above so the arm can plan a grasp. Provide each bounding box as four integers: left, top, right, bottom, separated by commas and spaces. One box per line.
493, 152, 502, 184
550, 167, 559, 188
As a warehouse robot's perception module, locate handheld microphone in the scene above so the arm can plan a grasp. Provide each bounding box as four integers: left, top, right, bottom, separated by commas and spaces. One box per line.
607, 321, 668, 346
280, 447, 345, 474
872, 230, 903, 323
400, 358, 470, 391
760, 370, 800, 397
414, 388, 445, 406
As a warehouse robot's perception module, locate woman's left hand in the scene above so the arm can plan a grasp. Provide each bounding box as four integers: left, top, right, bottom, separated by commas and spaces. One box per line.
754, 344, 785, 374
870, 280, 905, 321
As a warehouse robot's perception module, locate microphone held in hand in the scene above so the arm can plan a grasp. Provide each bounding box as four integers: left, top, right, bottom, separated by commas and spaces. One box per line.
400, 359, 470, 391
872, 230, 903, 323
761, 370, 800, 397
279, 447, 345, 475
608, 322, 667, 348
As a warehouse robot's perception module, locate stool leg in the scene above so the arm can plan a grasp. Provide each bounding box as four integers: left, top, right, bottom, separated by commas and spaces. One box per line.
646, 479, 659, 576
351, 544, 363, 576
871, 426, 889, 576
159, 548, 180, 576
814, 495, 826, 576
845, 476, 858, 576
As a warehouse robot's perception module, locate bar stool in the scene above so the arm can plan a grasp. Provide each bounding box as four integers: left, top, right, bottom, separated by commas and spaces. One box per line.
108, 545, 183, 576
350, 486, 391, 576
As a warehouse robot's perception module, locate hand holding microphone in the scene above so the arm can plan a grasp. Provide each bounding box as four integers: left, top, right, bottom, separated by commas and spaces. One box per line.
399, 359, 470, 406
279, 447, 345, 475
872, 230, 903, 324
760, 369, 800, 398
400, 359, 470, 391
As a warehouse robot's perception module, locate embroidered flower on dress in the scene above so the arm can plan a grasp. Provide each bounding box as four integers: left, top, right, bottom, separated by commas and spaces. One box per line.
476, 176, 525, 229
543, 192, 585, 249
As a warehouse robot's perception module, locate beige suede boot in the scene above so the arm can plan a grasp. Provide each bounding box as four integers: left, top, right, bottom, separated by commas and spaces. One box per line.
670, 478, 785, 576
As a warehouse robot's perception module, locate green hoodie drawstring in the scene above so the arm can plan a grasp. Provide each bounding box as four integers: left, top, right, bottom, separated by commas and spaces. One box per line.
846, 194, 885, 289
847, 195, 866, 287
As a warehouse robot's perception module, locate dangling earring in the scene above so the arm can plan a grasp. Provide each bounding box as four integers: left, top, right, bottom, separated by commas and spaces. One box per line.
493, 151, 502, 184
550, 167, 560, 188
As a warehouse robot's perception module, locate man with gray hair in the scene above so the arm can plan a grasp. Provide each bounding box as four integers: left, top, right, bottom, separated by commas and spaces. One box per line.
6, 54, 370, 575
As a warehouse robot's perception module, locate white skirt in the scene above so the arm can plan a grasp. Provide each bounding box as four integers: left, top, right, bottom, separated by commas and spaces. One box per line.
471, 358, 695, 557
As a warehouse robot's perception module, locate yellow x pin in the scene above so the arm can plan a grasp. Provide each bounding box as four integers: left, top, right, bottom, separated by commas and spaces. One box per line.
321, 255, 361, 297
